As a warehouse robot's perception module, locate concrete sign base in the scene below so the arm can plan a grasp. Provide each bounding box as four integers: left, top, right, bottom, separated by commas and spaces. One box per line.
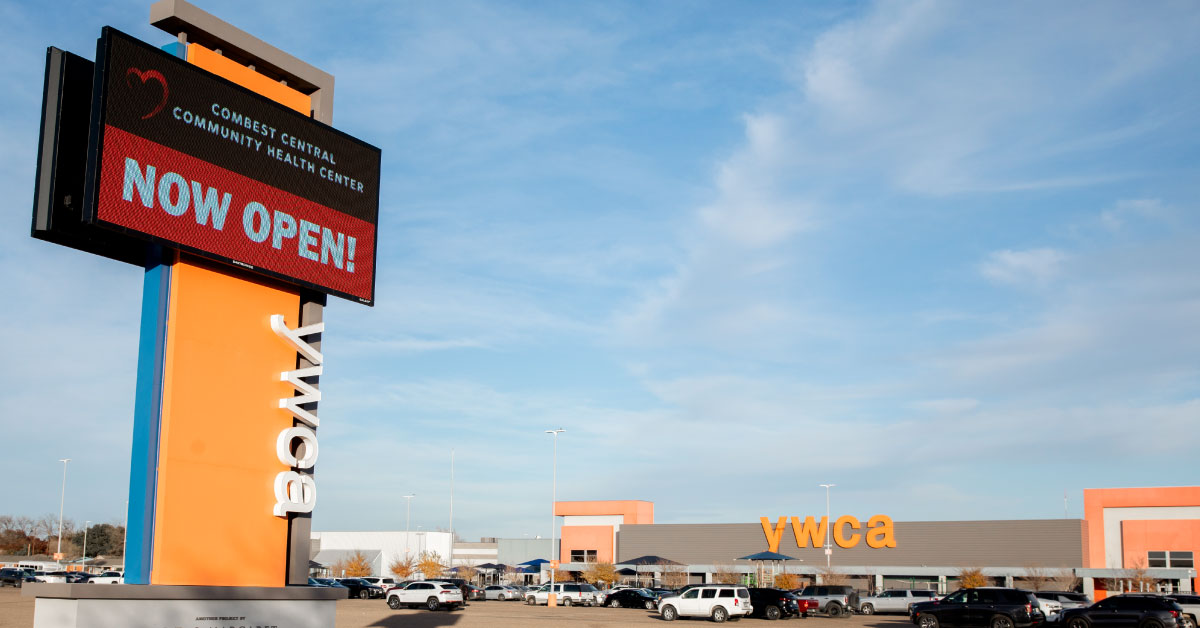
26, 583, 345, 628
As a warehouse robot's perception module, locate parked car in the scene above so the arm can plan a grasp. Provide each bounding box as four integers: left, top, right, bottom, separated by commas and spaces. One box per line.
87, 571, 124, 584
484, 585, 521, 600
1032, 595, 1064, 622
37, 571, 69, 584
0, 568, 37, 587
524, 582, 602, 606
307, 577, 328, 587
1059, 594, 1184, 628
1166, 594, 1200, 628
749, 587, 804, 620
438, 578, 484, 601
359, 577, 397, 591
659, 584, 753, 622
337, 578, 385, 599
862, 590, 941, 615
605, 587, 660, 609
1033, 592, 1092, 611
911, 587, 1044, 628
795, 585, 860, 617
386, 580, 464, 611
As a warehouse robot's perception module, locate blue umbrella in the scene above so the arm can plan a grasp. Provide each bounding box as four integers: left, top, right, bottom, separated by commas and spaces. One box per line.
519, 558, 550, 566
738, 551, 798, 561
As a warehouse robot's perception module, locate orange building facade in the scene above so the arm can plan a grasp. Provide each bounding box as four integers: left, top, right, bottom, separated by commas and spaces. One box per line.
1084, 486, 1200, 596
555, 500, 654, 564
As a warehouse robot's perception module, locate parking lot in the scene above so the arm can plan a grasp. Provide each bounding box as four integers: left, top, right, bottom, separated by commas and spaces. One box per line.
0, 588, 919, 628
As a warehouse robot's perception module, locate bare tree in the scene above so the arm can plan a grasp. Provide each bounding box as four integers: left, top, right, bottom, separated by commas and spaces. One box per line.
713, 563, 741, 585
1121, 558, 1158, 593
1048, 568, 1081, 592
1023, 565, 1050, 591
661, 562, 689, 589
819, 567, 850, 586
458, 564, 479, 584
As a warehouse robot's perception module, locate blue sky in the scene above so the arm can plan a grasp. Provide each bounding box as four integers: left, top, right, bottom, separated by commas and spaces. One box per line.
2, 1, 1199, 542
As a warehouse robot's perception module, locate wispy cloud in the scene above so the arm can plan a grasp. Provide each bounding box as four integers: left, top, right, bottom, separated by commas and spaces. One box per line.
980, 248, 1068, 286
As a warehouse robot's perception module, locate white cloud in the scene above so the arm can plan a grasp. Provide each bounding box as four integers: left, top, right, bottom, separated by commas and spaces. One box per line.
980, 248, 1068, 286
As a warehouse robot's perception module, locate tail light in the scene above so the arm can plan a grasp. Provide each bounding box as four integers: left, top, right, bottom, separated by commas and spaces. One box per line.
734, 599, 739, 606
1025, 604, 1032, 614
1170, 611, 1179, 618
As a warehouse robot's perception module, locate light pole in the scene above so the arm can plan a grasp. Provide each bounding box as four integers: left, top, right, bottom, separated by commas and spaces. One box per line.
57, 458, 70, 564
82, 521, 91, 570
545, 428, 565, 605
819, 484, 835, 569
403, 494, 415, 559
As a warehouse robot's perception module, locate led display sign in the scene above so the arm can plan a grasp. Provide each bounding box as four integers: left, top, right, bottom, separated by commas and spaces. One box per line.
84, 27, 380, 305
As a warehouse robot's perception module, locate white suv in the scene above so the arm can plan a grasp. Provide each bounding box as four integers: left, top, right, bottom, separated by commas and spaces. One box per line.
386, 580, 464, 611
659, 585, 753, 622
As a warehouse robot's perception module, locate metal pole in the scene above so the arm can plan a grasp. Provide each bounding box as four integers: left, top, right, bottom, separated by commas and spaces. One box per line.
82, 521, 91, 570
404, 494, 415, 559
449, 451, 454, 571
122, 500, 128, 571
57, 458, 70, 564
545, 428, 565, 604
819, 483, 835, 569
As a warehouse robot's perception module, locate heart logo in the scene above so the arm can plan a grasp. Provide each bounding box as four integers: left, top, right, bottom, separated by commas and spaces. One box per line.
125, 67, 169, 120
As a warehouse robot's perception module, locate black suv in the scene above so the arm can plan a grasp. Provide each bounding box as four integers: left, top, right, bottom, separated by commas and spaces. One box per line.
1060, 594, 1184, 628
749, 587, 804, 620
0, 568, 34, 587
911, 587, 1043, 628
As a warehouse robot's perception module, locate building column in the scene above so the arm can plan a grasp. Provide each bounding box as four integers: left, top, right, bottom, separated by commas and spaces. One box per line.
1083, 576, 1094, 598
937, 575, 947, 595
1004, 575, 1014, 587
875, 573, 884, 593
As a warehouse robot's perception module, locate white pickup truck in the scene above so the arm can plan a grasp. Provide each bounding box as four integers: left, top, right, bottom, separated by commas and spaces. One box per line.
386, 580, 463, 611
859, 589, 939, 614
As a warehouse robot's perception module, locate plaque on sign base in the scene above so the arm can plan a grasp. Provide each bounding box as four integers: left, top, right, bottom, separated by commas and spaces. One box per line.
25, 583, 346, 628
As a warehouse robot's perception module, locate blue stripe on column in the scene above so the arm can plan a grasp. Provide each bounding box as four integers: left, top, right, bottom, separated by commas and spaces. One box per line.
125, 247, 172, 584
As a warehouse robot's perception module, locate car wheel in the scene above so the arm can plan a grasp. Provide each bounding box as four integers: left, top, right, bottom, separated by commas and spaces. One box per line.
359, 590, 369, 600
610, 598, 621, 608
526, 596, 535, 605
713, 605, 730, 623
426, 597, 440, 611
387, 597, 401, 609
1180, 616, 1198, 628
767, 605, 782, 620
662, 605, 679, 621
646, 600, 656, 610
861, 604, 875, 615
563, 597, 572, 607
991, 615, 1014, 628
1139, 620, 1164, 628
827, 603, 843, 618
919, 613, 941, 628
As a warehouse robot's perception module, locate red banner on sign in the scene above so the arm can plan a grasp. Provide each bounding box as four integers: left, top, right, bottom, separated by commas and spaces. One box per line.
95, 126, 375, 302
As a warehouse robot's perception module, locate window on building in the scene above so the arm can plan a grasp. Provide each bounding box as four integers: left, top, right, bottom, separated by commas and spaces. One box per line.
1148, 550, 1193, 568
569, 550, 597, 563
